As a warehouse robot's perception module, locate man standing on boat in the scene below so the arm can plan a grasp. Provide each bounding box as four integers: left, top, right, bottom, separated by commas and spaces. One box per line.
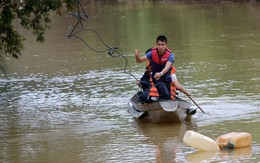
134, 35, 174, 100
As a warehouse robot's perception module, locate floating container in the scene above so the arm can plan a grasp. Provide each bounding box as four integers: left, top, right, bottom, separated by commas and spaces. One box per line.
183, 130, 220, 151
216, 132, 252, 149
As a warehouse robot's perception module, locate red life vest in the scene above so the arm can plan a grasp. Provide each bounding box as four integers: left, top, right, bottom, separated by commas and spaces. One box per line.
150, 48, 172, 74
149, 84, 159, 97
169, 66, 177, 99
148, 66, 177, 99
151, 48, 172, 64
170, 82, 177, 100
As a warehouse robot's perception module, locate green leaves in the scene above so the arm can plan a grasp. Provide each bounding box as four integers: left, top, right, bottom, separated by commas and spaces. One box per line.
16, 0, 63, 43
0, 1, 24, 59
0, 0, 75, 75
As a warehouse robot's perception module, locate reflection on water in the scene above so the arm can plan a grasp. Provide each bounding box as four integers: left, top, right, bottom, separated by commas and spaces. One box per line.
186, 147, 253, 163
135, 122, 197, 162
1, 1, 260, 162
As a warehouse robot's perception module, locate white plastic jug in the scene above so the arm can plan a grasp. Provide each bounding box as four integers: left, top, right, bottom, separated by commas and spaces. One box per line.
183, 130, 220, 151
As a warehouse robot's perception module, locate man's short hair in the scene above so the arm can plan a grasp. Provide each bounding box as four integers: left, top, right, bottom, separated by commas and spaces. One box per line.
156, 35, 167, 44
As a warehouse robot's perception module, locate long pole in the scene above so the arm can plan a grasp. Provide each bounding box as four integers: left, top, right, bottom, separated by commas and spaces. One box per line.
187, 95, 206, 114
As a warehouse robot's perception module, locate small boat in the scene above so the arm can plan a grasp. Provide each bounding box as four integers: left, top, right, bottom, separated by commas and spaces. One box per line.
128, 93, 196, 123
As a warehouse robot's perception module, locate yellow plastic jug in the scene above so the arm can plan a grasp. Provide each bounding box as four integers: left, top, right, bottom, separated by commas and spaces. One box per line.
216, 132, 252, 149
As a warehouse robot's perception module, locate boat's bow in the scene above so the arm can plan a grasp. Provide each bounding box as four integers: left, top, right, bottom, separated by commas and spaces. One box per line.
127, 93, 196, 123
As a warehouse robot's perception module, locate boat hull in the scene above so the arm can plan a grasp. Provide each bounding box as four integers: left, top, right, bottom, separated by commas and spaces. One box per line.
128, 93, 195, 123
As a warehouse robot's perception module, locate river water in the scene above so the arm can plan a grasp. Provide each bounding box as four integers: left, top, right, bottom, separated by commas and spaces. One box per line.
1, 1, 260, 162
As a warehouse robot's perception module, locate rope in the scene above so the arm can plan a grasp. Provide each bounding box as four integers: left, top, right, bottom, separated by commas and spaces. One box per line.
66, 1, 168, 91
66, 0, 140, 82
